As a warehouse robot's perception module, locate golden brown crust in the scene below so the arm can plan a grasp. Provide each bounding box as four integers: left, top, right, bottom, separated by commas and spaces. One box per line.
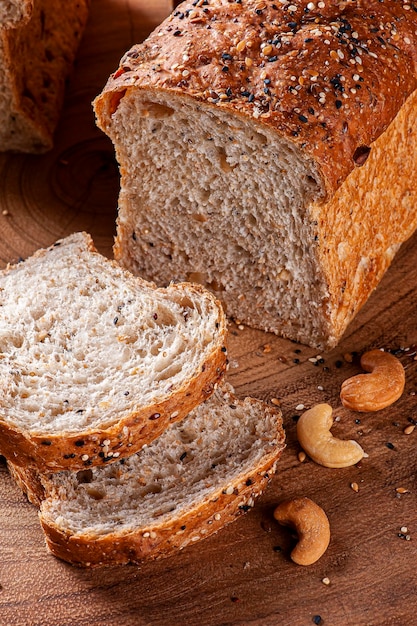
94, 0, 417, 197
311, 87, 417, 343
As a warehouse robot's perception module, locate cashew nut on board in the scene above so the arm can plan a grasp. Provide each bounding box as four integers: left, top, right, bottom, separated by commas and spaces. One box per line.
297, 403, 365, 468
273, 497, 330, 566
340, 349, 405, 412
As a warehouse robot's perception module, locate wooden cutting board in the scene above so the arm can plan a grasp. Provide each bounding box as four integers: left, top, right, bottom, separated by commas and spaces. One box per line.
1, 2, 417, 625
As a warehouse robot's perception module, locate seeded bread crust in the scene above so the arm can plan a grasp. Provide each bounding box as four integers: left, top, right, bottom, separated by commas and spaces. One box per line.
9, 386, 285, 567
0, 0, 89, 152
95, 0, 417, 199
94, 0, 417, 349
0, 232, 227, 472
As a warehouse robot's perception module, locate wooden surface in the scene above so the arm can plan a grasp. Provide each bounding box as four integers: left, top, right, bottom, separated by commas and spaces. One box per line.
1, 2, 417, 625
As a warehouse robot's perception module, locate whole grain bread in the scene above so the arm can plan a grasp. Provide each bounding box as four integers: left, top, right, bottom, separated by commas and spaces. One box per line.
9, 384, 285, 567
94, 0, 417, 349
0, 0, 89, 152
0, 232, 227, 472
0, 0, 32, 27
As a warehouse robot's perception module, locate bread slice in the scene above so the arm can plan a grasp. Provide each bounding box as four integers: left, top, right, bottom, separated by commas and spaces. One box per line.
8, 384, 285, 567
0, 0, 89, 152
94, 1, 417, 349
0, 232, 227, 471
0, 0, 33, 27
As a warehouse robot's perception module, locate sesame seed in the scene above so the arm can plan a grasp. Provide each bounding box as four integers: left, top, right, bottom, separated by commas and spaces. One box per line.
351, 482, 359, 492
103, 439, 111, 446
396, 487, 409, 494
81, 454, 89, 462
298, 451, 306, 462
236, 40, 246, 52
225, 486, 234, 495
404, 425, 415, 435
307, 2, 315, 9
295, 403, 305, 411
271, 398, 281, 406
322, 577, 331, 585
401, 526, 408, 534
214, 513, 221, 521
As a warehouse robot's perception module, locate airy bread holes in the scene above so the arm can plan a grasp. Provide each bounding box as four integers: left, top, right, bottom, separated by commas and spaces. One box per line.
140, 101, 174, 119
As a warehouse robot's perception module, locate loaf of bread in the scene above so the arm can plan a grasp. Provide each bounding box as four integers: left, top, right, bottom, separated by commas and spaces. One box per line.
94, 0, 417, 349
0, 0, 89, 152
9, 384, 285, 567
0, 232, 227, 472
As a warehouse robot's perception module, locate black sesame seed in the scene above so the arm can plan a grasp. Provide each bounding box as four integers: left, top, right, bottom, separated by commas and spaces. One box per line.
239, 504, 252, 512
221, 53, 233, 60
63, 453, 76, 459
173, 29, 182, 36
268, 55, 278, 62
313, 617, 322, 626
149, 413, 161, 420
385, 442, 395, 450
335, 99, 343, 109
180, 525, 186, 530
75, 440, 85, 447
180, 452, 187, 462
273, 545, 282, 552
113, 316, 119, 325
246, 478, 253, 486
222, 65, 229, 72
298, 115, 308, 123
41, 440, 52, 446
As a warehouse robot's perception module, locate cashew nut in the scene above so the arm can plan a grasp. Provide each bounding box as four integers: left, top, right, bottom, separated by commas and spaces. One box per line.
340, 349, 405, 412
297, 403, 364, 468
273, 497, 330, 566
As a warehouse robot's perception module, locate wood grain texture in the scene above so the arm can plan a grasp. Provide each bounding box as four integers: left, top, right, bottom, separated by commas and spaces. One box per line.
0, 2, 417, 625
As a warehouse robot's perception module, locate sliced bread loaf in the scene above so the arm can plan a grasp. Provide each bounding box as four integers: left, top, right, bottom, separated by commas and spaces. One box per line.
9, 384, 285, 567
94, 1, 417, 349
0, 0, 89, 152
0, 232, 227, 471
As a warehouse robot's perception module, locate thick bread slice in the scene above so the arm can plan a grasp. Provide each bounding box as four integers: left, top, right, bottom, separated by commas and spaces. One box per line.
8, 384, 285, 567
0, 0, 89, 152
94, 1, 417, 349
0, 232, 227, 471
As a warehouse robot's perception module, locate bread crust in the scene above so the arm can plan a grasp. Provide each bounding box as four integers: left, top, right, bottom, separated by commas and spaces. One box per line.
9, 394, 285, 567
0, 233, 228, 472
94, 0, 417, 198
